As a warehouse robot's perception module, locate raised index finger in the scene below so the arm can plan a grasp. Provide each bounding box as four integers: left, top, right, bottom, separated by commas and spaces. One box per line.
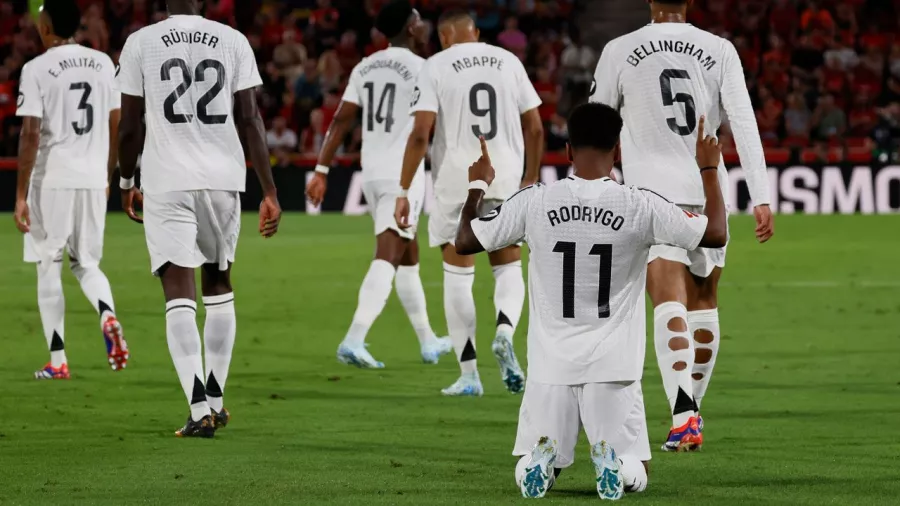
479, 135, 491, 162
697, 115, 706, 142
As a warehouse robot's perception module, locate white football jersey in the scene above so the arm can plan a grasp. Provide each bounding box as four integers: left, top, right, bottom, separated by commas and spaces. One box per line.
16, 45, 119, 190
410, 42, 541, 201
117, 15, 262, 195
471, 177, 708, 385
343, 47, 424, 182
591, 23, 770, 206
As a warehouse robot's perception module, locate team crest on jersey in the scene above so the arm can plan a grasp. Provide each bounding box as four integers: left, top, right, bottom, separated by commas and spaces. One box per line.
17, 92, 24, 108
115, 64, 120, 77
589, 79, 596, 96
410, 86, 420, 107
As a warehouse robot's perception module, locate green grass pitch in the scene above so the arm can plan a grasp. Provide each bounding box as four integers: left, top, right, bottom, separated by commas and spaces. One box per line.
0, 213, 898, 505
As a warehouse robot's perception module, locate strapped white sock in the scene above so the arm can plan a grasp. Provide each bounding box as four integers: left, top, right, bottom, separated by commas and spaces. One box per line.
689, 308, 720, 409
492, 260, 525, 342
203, 293, 236, 413
71, 263, 116, 327
443, 263, 477, 375
165, 299, 208, 422
395, 264, 436, 346
37, 261, 66, 367
343, 259, 396, 347
619, 455, 648, 493
654, 302, 696, 428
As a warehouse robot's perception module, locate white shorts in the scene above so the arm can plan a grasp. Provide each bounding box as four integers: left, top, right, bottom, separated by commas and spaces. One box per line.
428, 195, 504, 248
513, 380, 651, 468
24, 187, 106, 267
648, 204, 727, 278
143, 190, 240, 275
362, 174, 424, 240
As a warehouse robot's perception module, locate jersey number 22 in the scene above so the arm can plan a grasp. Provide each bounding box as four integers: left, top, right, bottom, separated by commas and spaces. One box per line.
161, 58, 227, 125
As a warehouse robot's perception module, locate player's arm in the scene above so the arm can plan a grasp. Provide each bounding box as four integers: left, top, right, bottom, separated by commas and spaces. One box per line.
14, 116, 41, 233
118, 93, 145, 223
235, 88, 281, 237
306, 99, 360, 206
720, 40, 774, 243
515, 58, 544, 187
457, 138, 532, 255
395, 60, 438, 229
107, 108, 121, 190
695, 117, 727, 247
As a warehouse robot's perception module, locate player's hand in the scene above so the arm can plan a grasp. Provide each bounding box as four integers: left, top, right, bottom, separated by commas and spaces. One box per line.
394, 196, 411, 230
259, 194, 282, 238
753, 204, 775, 243
14, 199, 30, 233
121, 188, 143, 224
306, 173, 327, 207
695, 116, 721, 169
468, 136, 495, 186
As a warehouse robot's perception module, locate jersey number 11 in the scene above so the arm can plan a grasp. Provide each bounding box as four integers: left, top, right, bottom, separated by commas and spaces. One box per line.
553, 241, 612, 319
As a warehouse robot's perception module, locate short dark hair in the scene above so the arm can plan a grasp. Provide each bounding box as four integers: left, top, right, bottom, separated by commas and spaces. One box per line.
375, 0, 413, 39
43, 0, 81, 39
438, 8, 473, 26
567, 103, 623, 153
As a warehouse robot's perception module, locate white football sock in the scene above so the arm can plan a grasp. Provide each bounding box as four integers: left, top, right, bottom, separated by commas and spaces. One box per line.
443, 263, 477, 375
689, 308, 720, 409
654, 302, 696, 428
202, 293, 236, 413
37, 261, 67, 367
343, 259, 396, 347
492, 260, 525, 342
71, 263, 116, 328
395, 264, 437, 346
618, 455, 648, 493
165, 299, 208, 422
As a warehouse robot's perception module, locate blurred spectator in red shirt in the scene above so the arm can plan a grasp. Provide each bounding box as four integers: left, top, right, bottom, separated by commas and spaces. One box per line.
756, 96, 783, 143
311, 0, 339, 26
769, 0, 798, 40
848, 92, 879, 137
301, 108, 326, 155
833, 2, 858, 46
800, 1, 834, 33
858, 22, 889, 52
763, 34, 791, 68
206, 0, 235, 26
320, 90, 340, 132
0, 67, 14, 126
336, 31, 362, 74
734, 35, 759, 76
365, 28, 389, 56
818, 54, 849, 97
0, 1, 19, 48
760, 58, 791, 98
533, 67, 559, 122
498, 16, 528, 61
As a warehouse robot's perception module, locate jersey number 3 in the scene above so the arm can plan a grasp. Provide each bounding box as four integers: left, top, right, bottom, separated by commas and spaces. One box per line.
659, 69, 696, 136
69, 82, 93, 135
161, 58, 227, 125
553, 242, 612, 319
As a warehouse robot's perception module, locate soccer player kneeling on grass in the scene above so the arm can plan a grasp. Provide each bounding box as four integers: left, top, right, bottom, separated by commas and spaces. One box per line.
454, 104, 727, 499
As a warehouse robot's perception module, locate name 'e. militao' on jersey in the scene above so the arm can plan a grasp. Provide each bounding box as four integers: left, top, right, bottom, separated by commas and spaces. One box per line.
343, 47, 425, 183
16, 45, 119, 190
591, 23, 770, 208
117, 15, 262, 195
410, 42, 542, 201
470, 178, 708, 386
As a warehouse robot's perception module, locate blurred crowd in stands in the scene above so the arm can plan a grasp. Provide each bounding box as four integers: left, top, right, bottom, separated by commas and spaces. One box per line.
0, 0, 898, 164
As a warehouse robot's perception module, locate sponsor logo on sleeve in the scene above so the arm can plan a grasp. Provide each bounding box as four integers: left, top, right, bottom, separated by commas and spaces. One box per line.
589, 79, 596, 96
17, 92, 24, 108
410, 86, 420, 107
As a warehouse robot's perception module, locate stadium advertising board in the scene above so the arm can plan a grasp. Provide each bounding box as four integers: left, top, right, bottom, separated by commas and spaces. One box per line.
1, 163, 898, 214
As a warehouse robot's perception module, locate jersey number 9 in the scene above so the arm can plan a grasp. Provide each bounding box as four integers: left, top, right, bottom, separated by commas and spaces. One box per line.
160, 58, 228, 125
659, 68, 696, 136
469, 82, 497, 140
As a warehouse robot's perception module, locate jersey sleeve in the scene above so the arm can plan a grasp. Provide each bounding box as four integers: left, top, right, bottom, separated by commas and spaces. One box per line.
341, 64, 361, 105
515, 58, 542, 113
641, 189, 708, 250
109, 56, 121, 110
234, 33, 263, 92
117, 35, 144, 97
16, 62, 42, 118
409, 58, 438, 114
470, 185, 539, 252
720, 40, 770, 206
589, 40, 621, 110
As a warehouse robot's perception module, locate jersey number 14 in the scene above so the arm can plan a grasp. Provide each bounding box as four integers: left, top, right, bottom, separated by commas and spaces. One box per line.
553, 241, 612, 319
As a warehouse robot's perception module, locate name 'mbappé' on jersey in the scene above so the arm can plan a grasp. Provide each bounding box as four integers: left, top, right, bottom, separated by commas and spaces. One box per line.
471, 177, 708, 385
343, 47, 424, 182
117, 15, 262, 195
591, 23, 770, 207
16, 45, 119, 189
410, 42, 541, 201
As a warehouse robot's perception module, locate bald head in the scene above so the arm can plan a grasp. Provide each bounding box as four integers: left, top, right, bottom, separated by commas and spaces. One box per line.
437, 9, 479, 48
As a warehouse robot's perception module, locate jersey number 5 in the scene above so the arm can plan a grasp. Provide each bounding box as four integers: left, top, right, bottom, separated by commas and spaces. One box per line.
161, 58, 227, 125
659, 69, 696, 136
553, 242, 612, 319
69, 82, 93, 135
